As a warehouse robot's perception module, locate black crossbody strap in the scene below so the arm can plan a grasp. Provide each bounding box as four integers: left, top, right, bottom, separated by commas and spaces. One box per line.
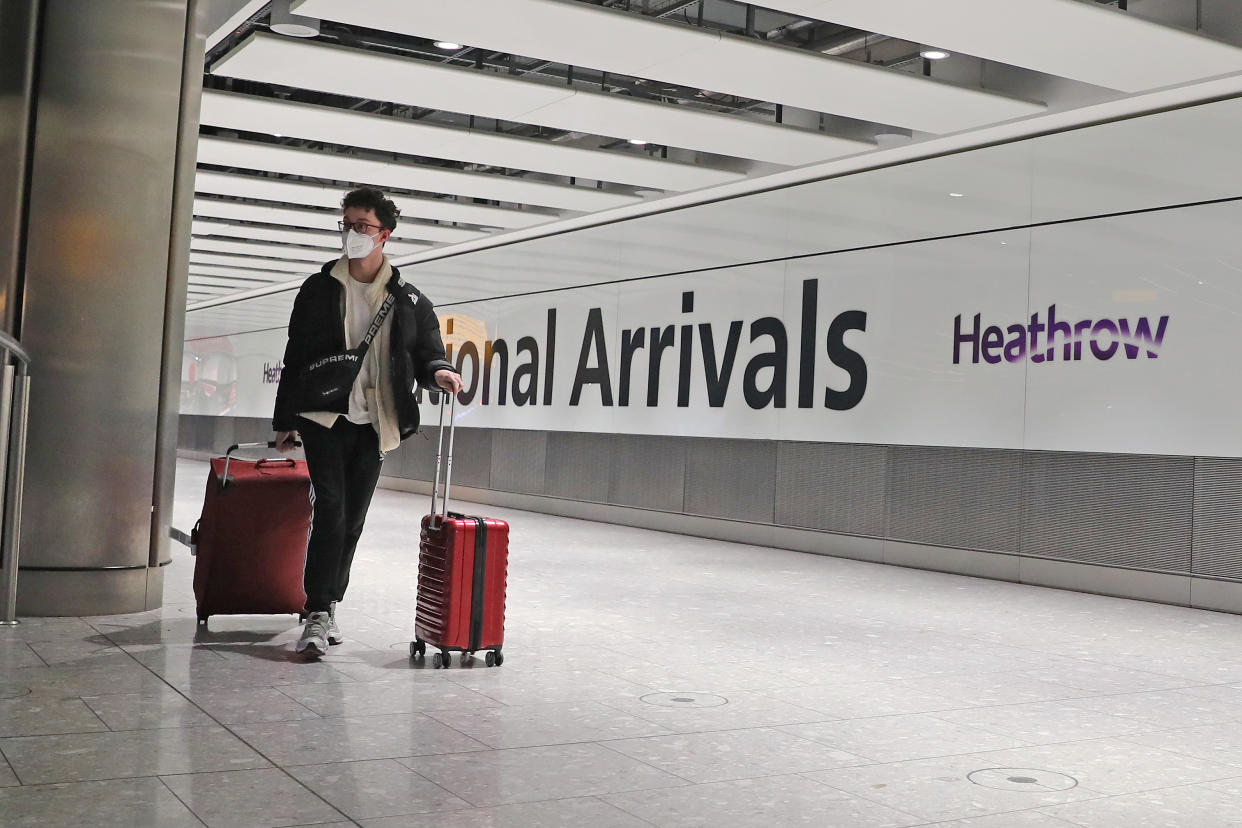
358, 292, 396, 352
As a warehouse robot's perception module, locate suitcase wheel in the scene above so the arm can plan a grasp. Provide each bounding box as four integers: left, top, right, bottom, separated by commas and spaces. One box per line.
409, 640, 425, 660
433, 651, 450, 669
493, 650, 503, 667
485, 651, 496, 667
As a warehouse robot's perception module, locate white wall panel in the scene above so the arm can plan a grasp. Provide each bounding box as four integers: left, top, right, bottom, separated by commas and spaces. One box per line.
1023, 201, 1242, 456
186, 95, 1242, 458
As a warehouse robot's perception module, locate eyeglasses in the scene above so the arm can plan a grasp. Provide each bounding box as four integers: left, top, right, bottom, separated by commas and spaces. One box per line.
338, 220, 383, 234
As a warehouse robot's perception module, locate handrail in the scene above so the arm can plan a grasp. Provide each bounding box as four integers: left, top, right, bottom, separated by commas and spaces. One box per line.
0, 336, 30, 625
0, 331, 32, 369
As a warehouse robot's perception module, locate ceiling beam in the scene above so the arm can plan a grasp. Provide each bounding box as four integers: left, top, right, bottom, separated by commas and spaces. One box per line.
199, 89, 744, 191
294, 0, 1045, 133
214, 32, 872, 165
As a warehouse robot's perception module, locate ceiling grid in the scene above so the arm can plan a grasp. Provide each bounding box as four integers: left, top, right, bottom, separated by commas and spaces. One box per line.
187, 0, 1242, 312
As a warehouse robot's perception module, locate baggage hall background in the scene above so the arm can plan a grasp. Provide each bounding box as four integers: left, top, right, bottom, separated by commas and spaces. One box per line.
182, 93, 1242, 615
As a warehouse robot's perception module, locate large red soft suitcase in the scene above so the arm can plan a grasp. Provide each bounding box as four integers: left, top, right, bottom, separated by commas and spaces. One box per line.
411, 398, 508, 668
190, 442, 311, 624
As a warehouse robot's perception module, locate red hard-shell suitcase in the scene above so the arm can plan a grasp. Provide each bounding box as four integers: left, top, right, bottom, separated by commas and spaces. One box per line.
191, 443, 311, 624
410, 398, 508, 668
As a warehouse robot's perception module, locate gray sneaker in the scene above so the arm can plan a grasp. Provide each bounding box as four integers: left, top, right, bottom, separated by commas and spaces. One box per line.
327, 602, 343, 646
296, 611, 330, 657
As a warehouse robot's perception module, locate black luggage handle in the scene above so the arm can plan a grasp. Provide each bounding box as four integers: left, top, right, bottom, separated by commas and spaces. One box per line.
429, 394, 457, 529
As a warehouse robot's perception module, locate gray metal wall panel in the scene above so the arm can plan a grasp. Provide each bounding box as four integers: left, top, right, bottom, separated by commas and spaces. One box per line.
402, 432, 439, 482
685, 437, 776, 523
1022, 453, 1193, 573
21, 0, 188, 571
609, 434, 686, 512
447, 427, 493, 489
776, 442, 887, 536
545, 431, 614, 502
490, 429, 547, 495
887, 446, 1022, 553
0, 0, 38, 334
211, 417, 236, 456
178, 418, 1242, 588
1193, 458, 1242, 579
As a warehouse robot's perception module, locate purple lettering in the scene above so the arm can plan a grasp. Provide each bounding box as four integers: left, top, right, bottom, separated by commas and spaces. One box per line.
1090, 319, 1119, 360
953, 313, 980, 365
981, 326, 1004, 364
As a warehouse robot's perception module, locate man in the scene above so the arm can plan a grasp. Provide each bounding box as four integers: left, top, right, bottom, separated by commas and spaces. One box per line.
273, 187, 463, 657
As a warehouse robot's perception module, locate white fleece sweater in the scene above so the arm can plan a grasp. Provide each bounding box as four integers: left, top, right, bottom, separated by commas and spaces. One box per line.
299, 256, 402, 453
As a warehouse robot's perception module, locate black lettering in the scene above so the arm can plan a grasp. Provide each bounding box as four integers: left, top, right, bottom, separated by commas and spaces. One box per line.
798, 279, 817, 408
824, 310, 867, 411
570, 307, 614, 406
482, 339, 508, 405
647, 325, 675, 406
619, 327, 646, 407
699, 321, 743, 407
744, 317, 787, 409
543, 308, 556, 406
455, 341, 480, 405
512, 337, 540, 405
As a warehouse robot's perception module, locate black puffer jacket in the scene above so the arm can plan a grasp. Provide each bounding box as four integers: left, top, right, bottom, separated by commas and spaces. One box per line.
272, 261, 454, 441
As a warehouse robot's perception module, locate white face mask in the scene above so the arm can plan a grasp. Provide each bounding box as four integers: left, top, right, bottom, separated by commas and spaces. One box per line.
343, 228, 381, 259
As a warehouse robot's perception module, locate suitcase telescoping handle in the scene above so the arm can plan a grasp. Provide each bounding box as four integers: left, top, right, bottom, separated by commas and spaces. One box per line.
429, 392, 457, 529
220, 440, 302, 488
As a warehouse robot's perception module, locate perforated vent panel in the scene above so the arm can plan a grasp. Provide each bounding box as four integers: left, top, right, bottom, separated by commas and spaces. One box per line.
546, 432, 614, 502
888, 446, 1022, 553
183, 416, 1232, 586
1021, 452, 1192, 573
402, 431, 438, 481
490, 429, 547, 494
609, 434, 686, 512
443, 427, 493, 489
776, 442, 887, 536
1193, 458, 1242, 580
685, 438, 775, 523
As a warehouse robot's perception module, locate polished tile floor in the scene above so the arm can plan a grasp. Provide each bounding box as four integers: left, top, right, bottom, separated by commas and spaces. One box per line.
4, 459, 1242, 825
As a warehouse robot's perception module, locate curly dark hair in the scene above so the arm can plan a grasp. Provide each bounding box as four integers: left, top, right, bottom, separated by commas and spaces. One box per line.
341, 187, 400, 232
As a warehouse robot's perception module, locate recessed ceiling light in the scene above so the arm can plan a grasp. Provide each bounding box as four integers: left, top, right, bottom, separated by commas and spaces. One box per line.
628, 138, 648, 146
921, 48, 950, 60
434, 41, 463, 50
949, 192, 965, 197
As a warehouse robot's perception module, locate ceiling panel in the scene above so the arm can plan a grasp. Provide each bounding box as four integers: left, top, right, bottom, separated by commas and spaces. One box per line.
189, 264, 307, 282
190, 237, 329, 261
191, 218, 430, 256
194, 169, 541, 230
195, 175, 491, 243
214, 32, 872, 165
190, 253, 317, 273
199, 90, 743, 190
197, 135, 639, 212
189, 274, 276, 289
294, 0, 1045, 134
762, 0, 1242, 93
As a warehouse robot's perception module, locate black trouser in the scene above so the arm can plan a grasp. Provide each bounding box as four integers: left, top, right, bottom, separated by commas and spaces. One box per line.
299, 417, 384, 613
